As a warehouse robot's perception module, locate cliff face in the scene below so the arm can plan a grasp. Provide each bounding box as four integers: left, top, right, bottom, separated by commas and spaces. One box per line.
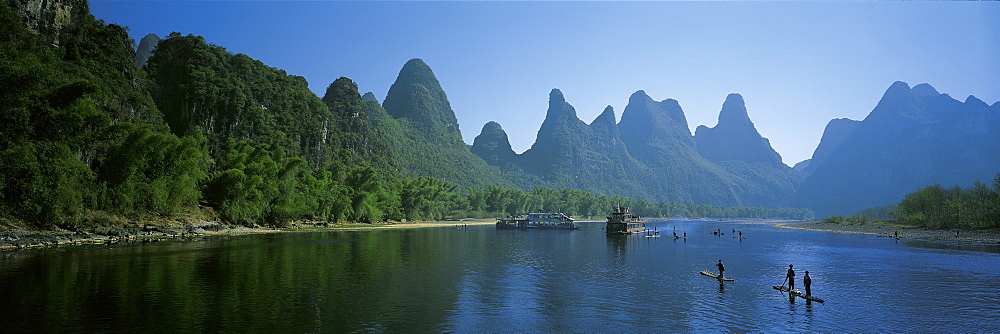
135, 33, 160, 68
11, 0, 88, 46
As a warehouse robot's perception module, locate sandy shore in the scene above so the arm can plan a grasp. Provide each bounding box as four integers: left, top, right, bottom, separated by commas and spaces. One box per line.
774, 221, 1000, 244
0, 219, 498, 252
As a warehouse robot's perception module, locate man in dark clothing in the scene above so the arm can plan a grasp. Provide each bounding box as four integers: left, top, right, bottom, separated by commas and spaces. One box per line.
717, 260, 725, 278
786, 264, 795, 290
803, 271, 812, 296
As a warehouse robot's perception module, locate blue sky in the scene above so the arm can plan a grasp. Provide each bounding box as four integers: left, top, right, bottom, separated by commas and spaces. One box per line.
91, 1, 999, 166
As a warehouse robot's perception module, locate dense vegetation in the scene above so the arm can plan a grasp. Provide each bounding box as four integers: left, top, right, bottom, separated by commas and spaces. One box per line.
1, 1, 165, 229
887, 173, 1000, 229
828, 173, 1000, 229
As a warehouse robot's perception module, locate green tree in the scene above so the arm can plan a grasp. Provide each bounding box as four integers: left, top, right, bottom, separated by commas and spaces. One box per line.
202, 140, 282, 226
0, 143, 92, 228
95, 124, 211, 216
344, 166, 384, 223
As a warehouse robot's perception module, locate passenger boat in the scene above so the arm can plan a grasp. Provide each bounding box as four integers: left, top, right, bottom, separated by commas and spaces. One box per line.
496, 211, 579, 230
605, 206, 646, 234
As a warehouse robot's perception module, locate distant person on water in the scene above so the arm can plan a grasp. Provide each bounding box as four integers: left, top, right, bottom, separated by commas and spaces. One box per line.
717, 260, 725, 278
786, 264, 796, 290
804, 271, 812, 296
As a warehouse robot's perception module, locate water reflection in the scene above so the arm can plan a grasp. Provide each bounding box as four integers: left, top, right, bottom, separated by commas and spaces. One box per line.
605, 234, 628, 260
1, 222, 998, 332
901, 239, 1000, 254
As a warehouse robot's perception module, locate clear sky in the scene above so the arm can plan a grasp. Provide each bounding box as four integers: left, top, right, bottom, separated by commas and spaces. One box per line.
91, 1, 999, 166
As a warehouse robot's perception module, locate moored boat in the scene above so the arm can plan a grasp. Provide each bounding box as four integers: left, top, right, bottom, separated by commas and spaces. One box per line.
496, 211, 579, 230
605, 206, 646, 234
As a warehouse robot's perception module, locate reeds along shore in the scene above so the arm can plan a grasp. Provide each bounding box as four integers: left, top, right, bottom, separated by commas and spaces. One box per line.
774, 221, 1000, 244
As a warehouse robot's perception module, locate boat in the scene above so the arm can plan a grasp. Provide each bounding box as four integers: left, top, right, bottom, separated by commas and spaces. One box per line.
605, 206, 646, 234
699, 270, 735, 281
772, 285, 825, 302
496, 211, 579, 230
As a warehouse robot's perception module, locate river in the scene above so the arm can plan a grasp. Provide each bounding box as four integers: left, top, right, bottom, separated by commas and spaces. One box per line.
1, 219, 998, 332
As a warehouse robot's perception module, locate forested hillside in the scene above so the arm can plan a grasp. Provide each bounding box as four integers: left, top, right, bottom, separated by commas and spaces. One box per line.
371, 59, 527, 189
1, 0, 170, 228
0, 0, 477, 228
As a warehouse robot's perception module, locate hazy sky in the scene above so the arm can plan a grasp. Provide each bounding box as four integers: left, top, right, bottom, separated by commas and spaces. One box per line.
91, 1, 999, 166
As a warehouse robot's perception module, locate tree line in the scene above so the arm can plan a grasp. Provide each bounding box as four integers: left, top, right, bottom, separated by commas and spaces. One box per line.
464, 185, 812, 220
887, 173, 1000, 229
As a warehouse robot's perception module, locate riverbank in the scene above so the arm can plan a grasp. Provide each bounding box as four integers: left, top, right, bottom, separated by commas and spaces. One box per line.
0, 217, 497, 252
285, 219, 496, 232
774, 220, 1000, 244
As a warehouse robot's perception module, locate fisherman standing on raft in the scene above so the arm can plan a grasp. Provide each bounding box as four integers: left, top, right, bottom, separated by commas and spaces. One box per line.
803, 270, 812, 296
786, 264, 796, 290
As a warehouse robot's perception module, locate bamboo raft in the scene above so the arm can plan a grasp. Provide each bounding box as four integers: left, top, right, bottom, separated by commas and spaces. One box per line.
772, 285, 825, 302
699, 270, 735, 281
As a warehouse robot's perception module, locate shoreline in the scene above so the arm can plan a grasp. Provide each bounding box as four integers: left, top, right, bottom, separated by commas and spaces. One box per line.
7, 216, 999, 252
0, 218, 497, 252
773, 220, 1000, 244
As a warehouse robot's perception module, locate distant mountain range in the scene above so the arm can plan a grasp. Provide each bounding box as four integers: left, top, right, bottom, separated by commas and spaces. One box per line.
472, 86, 803, 207
794, 81, 1000, 216
133, 40, 999, 216
351, 59, 997, 216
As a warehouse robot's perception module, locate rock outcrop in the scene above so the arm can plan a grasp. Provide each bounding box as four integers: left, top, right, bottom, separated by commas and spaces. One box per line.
134, 33, 160, 68
11, 0, 88, 46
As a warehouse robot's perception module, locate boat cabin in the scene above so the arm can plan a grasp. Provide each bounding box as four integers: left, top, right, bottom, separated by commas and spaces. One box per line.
606, 206, 646, 234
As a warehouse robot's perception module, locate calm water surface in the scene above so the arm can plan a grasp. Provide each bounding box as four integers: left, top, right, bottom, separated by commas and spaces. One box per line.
2, 220, 998, 332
